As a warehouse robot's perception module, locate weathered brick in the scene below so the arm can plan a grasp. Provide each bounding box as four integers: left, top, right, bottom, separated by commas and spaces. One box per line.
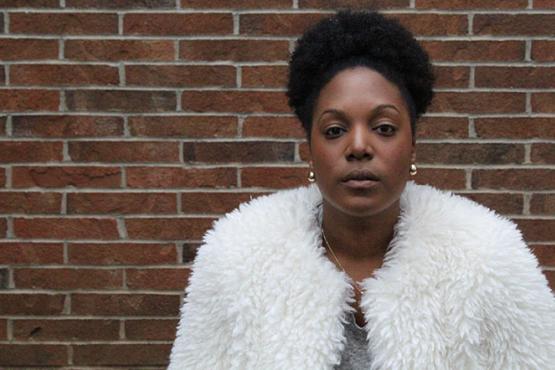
0, 39, 58, 60
392, 14, 467, 36
416, 0, 527, 8
69, 141, 180, 163
0, 142, 63, 163
0, 116, 5, 136
182, 90, 289, 113
14, 217, 119, 240
128, 115, 237, 138
243, 116, 305, 138
68, 243, 177, 265
181, 0, 291, 7
422, 40, 524, 61
0, 0, 59, 7
242, 65, 288, 88
126, 268, 190, 290
534, 0, 555, 8
126, 65, 235, 87
0, 344, 67, 366
241, 167, 309, 188
475, 67, 555, 89
0, 192, 61, 214
124, 13, 233, 35
474, 14, 555, 36
0, 243, 63, 264
184, 141, 295, 163
0, 218, 6, 238
126, 167, 237, 188
472, 169, 555, 190
13, 115, 124, 137
11, 64, 119, 86
0, 168, 5, 187
531, 143, 555, 164
182, 191, 267, 213
73, 344, 171, 366
530, 194, 555, 215
180, 40, 289, 62
68, 192, 176, 214
0, 319, 6, 340
66, 90, 176, 112
240, 13, 327, 36
125, 217, 214, 240
65, 40, 175, 61
532, 93, 555, 113
10, 12, 118, 35
430, 92, 525, 114
417, 143, 523, 165
13, 166, 121, 188
459, 192, 523, 215
66, 0, 175, 8
416, 116, 468, 139
532, 40, 555, 62
434, 66, 470, 88
125, 319, 178, 340
0, 66, 5, 85
531, 244, 555, 266
13, 319, 120, 341
0, 294, 65, 315
14, 268, 123, 289
475, 118, 555, 139
515, 219, 555, 242
71, 294, 179, 316
0, 89, 59, 112
299, 0, 409, 8
413, 168, 466, 190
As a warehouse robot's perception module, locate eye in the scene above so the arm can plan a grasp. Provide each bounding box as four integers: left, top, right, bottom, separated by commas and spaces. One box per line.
374, 124, 397, 136
324, 126, 345, 138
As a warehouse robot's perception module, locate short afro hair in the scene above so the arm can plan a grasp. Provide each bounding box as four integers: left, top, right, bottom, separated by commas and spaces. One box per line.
286, 10, 435, 140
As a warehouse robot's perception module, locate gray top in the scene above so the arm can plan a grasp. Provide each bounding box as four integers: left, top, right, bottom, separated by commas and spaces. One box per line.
335, 312, 373, 369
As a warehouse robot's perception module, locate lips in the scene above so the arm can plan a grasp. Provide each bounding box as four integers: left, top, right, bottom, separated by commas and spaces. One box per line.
341, 169, 380, 182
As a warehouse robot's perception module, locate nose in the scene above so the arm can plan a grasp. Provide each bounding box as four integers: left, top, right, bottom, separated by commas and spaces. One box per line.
346, 124, 373, 161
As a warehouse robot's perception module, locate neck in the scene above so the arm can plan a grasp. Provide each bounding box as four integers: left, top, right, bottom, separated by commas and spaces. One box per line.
321, 200, 400, 261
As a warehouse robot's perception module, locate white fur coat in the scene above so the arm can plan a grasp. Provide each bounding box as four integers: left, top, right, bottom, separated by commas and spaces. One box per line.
168, 182, 555, 370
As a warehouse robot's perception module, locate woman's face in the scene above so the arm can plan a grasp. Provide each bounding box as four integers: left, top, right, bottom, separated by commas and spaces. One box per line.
309, 67, 415, 217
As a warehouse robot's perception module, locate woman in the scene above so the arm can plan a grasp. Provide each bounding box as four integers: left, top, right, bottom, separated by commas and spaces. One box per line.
169, 10, 555, 370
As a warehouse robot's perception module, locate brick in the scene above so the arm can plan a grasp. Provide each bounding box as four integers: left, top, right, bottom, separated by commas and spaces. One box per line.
392, 14, 467, 36
0, 39, 58, 60
0, 89, 59, 112
180, 40, 289, 62
0, 142, 63, 163
124, 13, 232, 35
13, 166, 121, 188
0, 116, 5, 136
0, 0, 59, 7
0, 218, 6, 238
299, 0, 409, 8
182, 91, 289, 113
531, 245, 555, 266
531, 143, 555, 164
184, 141, 295, 163
0, 319, 6, 340
0, 294, 65, 315
472, 169, 555, 191
65, 40, 174, 61
0, 168, 5, 187
73, 344, 171, 366
474, 14, 555, 36
240, 13, 327, 36
515, 219, 555, 242
71, 294, 179, 316
422, 40, 524, 62
13, 115, 124, 137
0, 344, 67, 366
242, 65, 288, 88
14, 217, 119, 239
129, 115, 237, 138
69, 141, 180, 163
532, 40, 555, 62
475, 118, 555, 139
413, 168, 466, 190
68, 243, 177, 265
126, 268, 190, 290
416, 0, 527, 8
241, 167, 309, 188
433, 66, 470, 88
181, 0, 290, 7
11, 12, 118, 35
0, 243, 63, 264
532, 93, 555, 113
182, 242, 200, 263
14, 268, 123, 289
66, 90, 176, 112
415, 116, 468, 139
11, 64, 119, 86
459, 192, 523, 215
530, 194, 555, 215
0, 66, 5, 85
243, 116, 305, 138
0, 269, 8, 289
546, 271, 555, 292
534, 0, 555, 8
0, 192, 61, 214
182, 191, 267, 213
126, 167, 236, 188
126, 65, 235, 87
68, 192, 176, 214
13, 319, 119, 341
67, 0, 175, 8
417, 143, 523, 165
125, 319, 178, 340
475, 67, 555, 89
430, 92, 525, 114
125, 217, 214, 240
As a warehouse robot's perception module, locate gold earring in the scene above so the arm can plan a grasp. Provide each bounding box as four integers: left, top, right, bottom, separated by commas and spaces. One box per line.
308, 169, 316, 182
409, 163, 417, 176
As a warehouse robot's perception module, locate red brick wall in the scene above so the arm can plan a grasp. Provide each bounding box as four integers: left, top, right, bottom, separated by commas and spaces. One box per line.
0, 0, 553, 368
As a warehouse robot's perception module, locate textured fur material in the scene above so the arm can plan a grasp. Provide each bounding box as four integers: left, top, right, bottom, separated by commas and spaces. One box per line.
168, 182, 555, 370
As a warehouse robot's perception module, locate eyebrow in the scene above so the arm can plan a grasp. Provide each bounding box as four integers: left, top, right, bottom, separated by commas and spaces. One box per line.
318, 104, 401, 122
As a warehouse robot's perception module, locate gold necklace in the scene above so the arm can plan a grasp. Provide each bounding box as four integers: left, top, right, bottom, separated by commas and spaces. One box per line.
321, 227, 364, 297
